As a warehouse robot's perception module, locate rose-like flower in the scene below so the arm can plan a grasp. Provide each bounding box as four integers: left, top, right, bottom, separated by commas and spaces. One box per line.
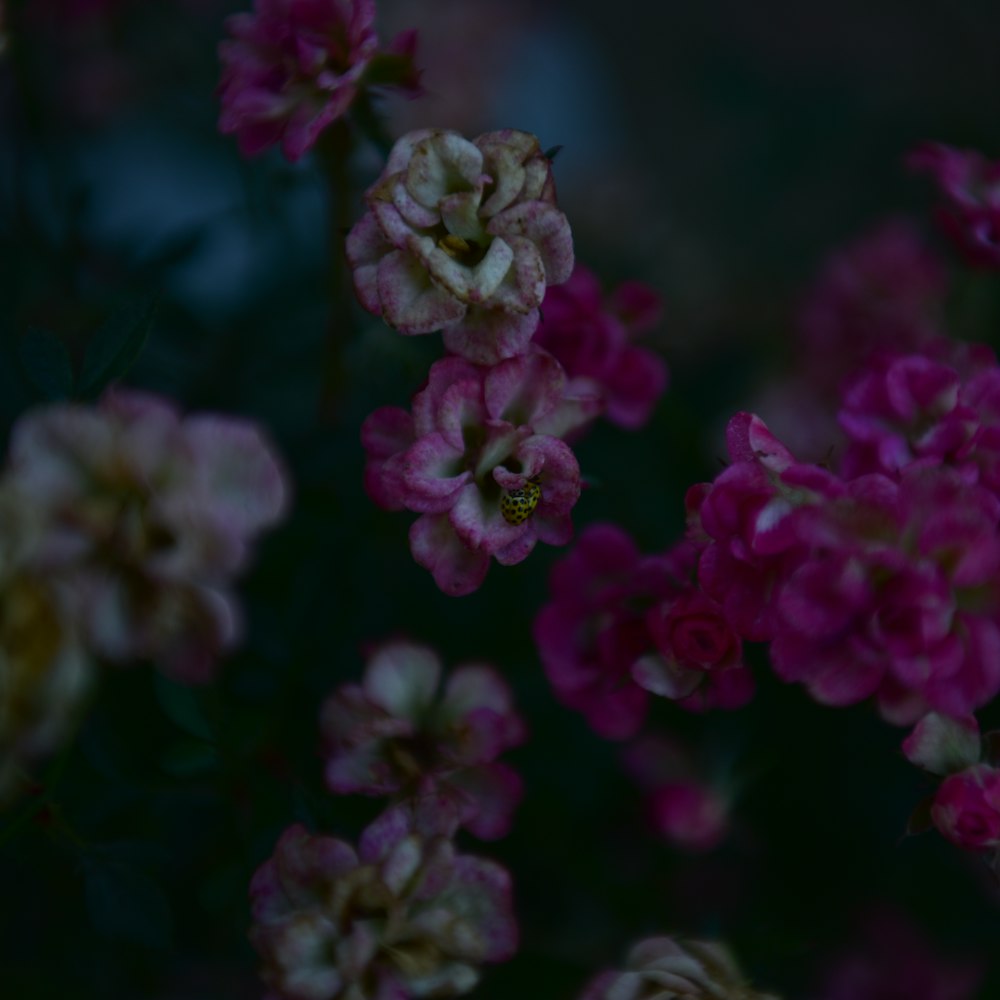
218, 0, 421, 161
533, 263, 667, 429
4, 391, 289, 681
635, 590, 746, 705
579, 935, 780, 1000
321, 640, 526, 839
347, 128, 574, 363
535, 524, 753, 738
908, 142, 1000, 269
930, 764, 1000, 851
362, 349, 592, 595
249, 808, 517, 999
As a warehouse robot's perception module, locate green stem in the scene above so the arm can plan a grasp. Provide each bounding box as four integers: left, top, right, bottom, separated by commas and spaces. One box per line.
317, 121, 356, 423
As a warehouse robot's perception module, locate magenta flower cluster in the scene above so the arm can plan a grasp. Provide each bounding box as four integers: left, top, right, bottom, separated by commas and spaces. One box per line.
687, 383, 1000, 723
533, 522, 752, 740
218, 0, 420, 161
320, 640, 526, 839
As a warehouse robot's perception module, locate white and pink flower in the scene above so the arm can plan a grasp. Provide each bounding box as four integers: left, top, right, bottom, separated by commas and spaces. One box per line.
4, 390, 289, 681
362, 349, 593, 595
347, 128, 574, 364
249, 808, 517, 999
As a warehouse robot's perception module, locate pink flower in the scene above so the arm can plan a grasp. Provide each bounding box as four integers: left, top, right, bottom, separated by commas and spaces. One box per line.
533, 264, 667, 429
534, 524, 752, 739
347, 128, 574, 363
579, 936, 778, 1000
320, 640, 526, 839
649, 784, 729, 854
532, 524, 678, 739
909, 142, 1000, 269
361, 350, 591, 595
931, 764, 1000, 851
621, 734, 731, 853
636, 590, 747, 707
838, 354, 974, 479
218, 0, 420, 161
249, 809, 517, 999
5, 391, 289, 681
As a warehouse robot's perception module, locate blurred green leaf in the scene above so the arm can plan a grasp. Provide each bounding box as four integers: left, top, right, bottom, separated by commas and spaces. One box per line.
83, 857, 173, 950
154, 673, 214, 743
159, 738, 218, 777
78, 297, 156, 398
18, 329, 74, 400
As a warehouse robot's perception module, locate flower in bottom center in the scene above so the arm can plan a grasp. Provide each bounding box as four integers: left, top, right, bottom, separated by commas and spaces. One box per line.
362, 349, 592, 595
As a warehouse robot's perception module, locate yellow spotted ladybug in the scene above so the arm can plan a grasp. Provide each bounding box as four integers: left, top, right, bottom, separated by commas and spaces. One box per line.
500, 476, 541, 526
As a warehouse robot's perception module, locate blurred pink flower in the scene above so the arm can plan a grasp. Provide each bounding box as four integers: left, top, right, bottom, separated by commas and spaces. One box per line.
931, 763, 1000, 851
909, 142, 1000, 269
347, 128, 573, 363
218, 0, 420, 161
362, 350, 593, 595
320, 640, 526, 839
796, 219, 949, 392
621, 734, 731, 853
249, 808, 517, 999
533, 264, 668, 430
815, 908, 984, 1000
5, 391, 289, 681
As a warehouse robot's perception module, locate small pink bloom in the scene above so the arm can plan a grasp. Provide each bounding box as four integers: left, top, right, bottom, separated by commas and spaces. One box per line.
5, 390, 289, 681
250, 810, 517, 999
347, 128, 574, 364
649, 783, 729, 854
931, 764, 1000, 851
535, 524, 752, 738
362, 350, 590, 595
218, 0, 420, 162
909, 142, 1000, 269
533, 263, 668, 429
320, 640, 526, 839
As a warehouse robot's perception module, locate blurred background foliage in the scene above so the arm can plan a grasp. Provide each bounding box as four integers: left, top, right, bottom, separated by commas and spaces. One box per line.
2, 0, 1000, 996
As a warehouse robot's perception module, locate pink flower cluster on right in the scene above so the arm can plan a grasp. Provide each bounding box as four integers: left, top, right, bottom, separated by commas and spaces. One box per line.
538, 337, 1000, 736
